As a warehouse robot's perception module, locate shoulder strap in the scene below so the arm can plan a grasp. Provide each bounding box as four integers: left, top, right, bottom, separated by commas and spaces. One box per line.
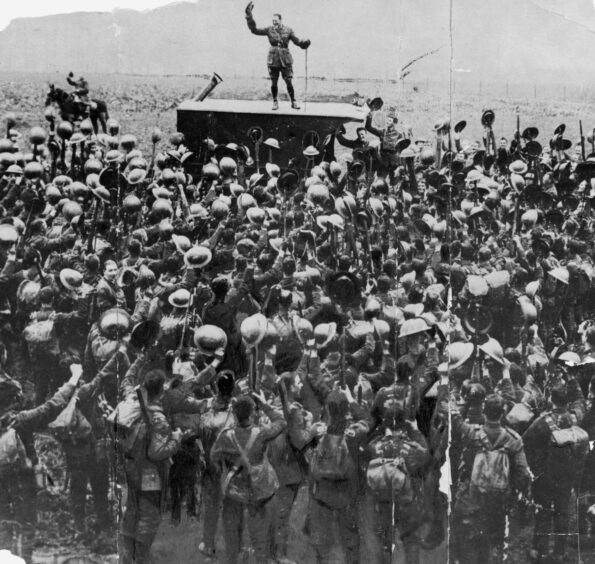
232, 427, 259, 470
544, 413, 559, 433
478, 427, 492, 451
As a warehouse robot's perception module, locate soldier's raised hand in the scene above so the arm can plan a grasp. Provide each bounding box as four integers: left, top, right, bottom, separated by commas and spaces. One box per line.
68, 364, 83, 386
245, 2, 254, 16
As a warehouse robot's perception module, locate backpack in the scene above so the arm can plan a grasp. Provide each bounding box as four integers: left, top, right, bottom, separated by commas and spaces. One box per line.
544, 413, 589, 484
23, 319, 60, 357
505, 402, 534, 433
310, 432, 353, 482
469, 429, 510, 496
48, 391, 93, 444
221, 428, 279, 504
367, 457, 412, 503
366, 433, 424, 503
108, 395, 146, 458
0, 427, 30, 471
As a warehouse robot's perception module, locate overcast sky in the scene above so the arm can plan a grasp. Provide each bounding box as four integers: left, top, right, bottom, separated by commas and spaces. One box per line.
0, 0, 174, 31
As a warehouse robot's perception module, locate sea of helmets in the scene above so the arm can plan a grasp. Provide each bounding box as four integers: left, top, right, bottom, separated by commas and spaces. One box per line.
0, 107, 595, 563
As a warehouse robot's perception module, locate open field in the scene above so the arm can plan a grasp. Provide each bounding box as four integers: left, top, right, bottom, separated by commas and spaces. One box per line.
2, 72, 595, 154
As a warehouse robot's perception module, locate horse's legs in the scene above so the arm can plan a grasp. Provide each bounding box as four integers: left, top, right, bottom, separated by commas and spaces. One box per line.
99, 112, 107, 134
90, 115, 99, 135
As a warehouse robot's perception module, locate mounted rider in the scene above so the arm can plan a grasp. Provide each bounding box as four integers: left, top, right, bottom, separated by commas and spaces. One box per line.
67, 72, 92, 109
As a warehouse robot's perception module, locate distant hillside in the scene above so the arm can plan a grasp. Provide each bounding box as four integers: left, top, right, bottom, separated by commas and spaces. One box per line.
0, 0, 594, 84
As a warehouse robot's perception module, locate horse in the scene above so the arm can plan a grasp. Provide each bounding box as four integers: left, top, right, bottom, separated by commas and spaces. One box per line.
45, 84, 109, 134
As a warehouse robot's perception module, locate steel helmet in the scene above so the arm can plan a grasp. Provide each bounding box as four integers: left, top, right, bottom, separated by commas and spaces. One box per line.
151, 127, 163, 145
170, 132, 185, 147
202, 163, 220, 181
56, 121, 73, 140
59, 268, 84, 291
307, 183, 330, 205
557, 351, 581, 366
29, 126, 47, 145
84, 158, 102, 175
45, 184, 62, 204
90, 185, 110, 204
449, 342, 475, 369
314, 322, 337, 349
23, 162, 43, 180
479, 337, 505, 365
106, 119, 120, 136
0, 139, 13, 153
466, 275, 489, 298
61, 200, 83, 221
420, 148, 435, 166
548, 268, 569, 285
127, 168, 147, 185
128, 157, 148, 171
79, 119, 93, 136
241, 313, 268, 348
0, 224, 18, 244
265, 162, 280, 178
184, 245, 212, 269
399, 317, 430, 338
105, 149, 122, 164
229, 182, 244, 197
247, 207, 266, 225
219, 157, 237, 176
151, 198, 173, 219
54, 174, 72, 188
120, 134, 137, 152
99, 308, 131, 340
372, 318, 391, 340
238, 193, 257, 210
194, 325, 227, 356
335, 194, 357, 218
5, 164, 23, 175
521, 209, 538, 227
293, 317, 314, 344
211, 199, 229, 220
364, 297, 382, 318
125, 149, 142, 163
329, 161, 342, 178
172, 234, 192, 254
168, 288, 191, 308
189, 203, 208, 219
70, 181, 89, 199
161, 168, 176, 185
123, 194, 142, 213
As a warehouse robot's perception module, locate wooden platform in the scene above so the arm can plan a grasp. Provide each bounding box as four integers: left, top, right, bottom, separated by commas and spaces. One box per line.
176, 98, 367, 168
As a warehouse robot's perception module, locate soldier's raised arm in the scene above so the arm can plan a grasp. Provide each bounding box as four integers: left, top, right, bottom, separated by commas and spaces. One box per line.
245, 2, 268, 35
14, 364, 82, 433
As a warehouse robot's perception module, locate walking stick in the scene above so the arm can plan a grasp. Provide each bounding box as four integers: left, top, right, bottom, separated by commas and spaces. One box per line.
304, 49, 308, 111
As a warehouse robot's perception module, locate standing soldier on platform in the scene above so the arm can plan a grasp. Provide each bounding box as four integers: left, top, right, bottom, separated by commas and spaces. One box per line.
245, 3, 311, 110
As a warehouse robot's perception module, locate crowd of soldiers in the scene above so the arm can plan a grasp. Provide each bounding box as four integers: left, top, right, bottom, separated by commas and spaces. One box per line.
0, 98, 594, 564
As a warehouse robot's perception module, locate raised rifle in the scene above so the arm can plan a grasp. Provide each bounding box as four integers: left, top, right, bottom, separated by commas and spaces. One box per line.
86, 199, 100, 253
580, 120, 586, 161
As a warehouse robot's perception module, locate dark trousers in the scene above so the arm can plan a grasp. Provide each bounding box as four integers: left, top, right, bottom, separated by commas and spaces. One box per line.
533, 480, 573, 558
119, 489, 161, 564
272, 483, 301, 559
0, 469, 38, 564
305, 496, 359, 564
67, 445, 111, 533
221, 495, 275, 564
201, 470, 222, 551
